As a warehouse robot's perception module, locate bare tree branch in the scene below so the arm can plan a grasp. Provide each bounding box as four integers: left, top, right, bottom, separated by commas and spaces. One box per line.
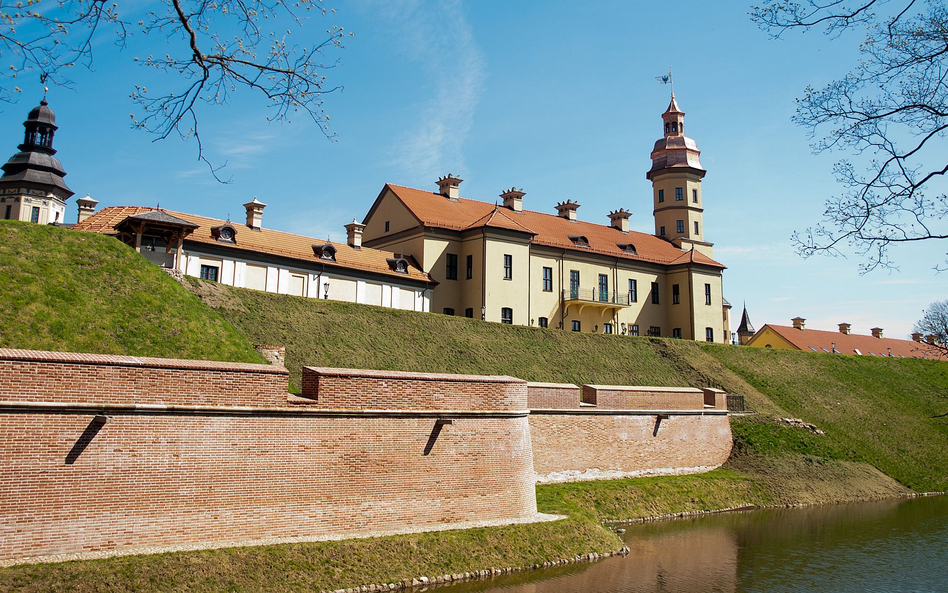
753, 0, 948, 271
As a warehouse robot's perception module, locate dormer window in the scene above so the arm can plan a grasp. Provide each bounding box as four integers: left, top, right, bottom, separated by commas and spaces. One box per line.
211, 224, 237, 244
568, 235, 589, 248
386, 256, 410, 274
312, 244, 337, 261
616, 243, 637, 255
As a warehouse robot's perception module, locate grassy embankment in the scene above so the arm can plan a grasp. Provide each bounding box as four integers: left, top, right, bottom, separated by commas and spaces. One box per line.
1, 224, 946, 590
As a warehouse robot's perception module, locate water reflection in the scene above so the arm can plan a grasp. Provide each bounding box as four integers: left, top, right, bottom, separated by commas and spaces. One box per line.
433, 495, 948, 593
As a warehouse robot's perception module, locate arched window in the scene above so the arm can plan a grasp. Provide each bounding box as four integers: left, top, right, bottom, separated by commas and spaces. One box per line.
671, 122, 678, 132
664, 123, 670, 133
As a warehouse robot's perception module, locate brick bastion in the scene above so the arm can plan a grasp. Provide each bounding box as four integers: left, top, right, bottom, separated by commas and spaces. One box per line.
0, 349, 732, 564
0, 350, 537, 564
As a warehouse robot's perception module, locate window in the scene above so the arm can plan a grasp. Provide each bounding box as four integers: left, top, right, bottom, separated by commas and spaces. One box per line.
542, 267, 553, 291
569, 270, 580, 299
660, 226, 666, 237
465, 308, 474, 318
598, 274, 608, 302
446, 253, 458, 280
651, 282, 660, 304
628, 279, 638, 303
658, 189, 664, 203
705, 283, 712, 305
538, 317, 548, 328
384, 221, 390, 232
199, 265, 219, 281
571, 320, 581, 332
631, 324, 640, 336
443, 308, 455, 316
694, 221, 699, 235
675, 187, 683, 201
4, 205, 10, 219
503, 254, 512, 280
692, 189, 698, 203
706, 327, 714, 342
648, 326, 661, 337
604, 323, 613, 334
672, 283, 680, 305
466, 255, 473, 279
676, 220, 684, 234
501, 307, 513, 324
672, 328, 682, 339
30, 206, 39, 223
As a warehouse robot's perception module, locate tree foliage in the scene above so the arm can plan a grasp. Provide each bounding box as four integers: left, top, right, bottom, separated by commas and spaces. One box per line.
914, 299, 948, 354
752, 0, 948, 271
0, 0, 350, 171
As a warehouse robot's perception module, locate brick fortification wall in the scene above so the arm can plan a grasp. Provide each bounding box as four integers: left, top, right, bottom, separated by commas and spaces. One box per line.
529, 384, 732, 483
0, 351, 536, 564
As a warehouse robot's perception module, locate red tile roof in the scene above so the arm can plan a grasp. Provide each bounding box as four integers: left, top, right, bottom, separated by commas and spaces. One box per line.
752, 324, 944, 360
383, 184, 725, 269
73, 206, 434, 284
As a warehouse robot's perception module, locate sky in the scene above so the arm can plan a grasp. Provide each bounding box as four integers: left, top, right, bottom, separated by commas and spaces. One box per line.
2, 0, 944, 339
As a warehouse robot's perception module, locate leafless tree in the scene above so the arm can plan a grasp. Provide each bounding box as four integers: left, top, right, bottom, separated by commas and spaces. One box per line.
752, 0, 948, 272
914, 299, 948, 354
0, 0, 350, 175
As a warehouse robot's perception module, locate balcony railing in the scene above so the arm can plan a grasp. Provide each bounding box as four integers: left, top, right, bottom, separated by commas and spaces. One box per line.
562, 288, 631, 306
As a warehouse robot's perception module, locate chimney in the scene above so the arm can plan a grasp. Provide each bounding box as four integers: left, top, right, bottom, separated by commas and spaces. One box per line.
500, 187, 525, 212
345, 219, 365, 249
555, 200, 580, 221
75, 194, 99, 224
912, 332, 924, 342
436, 174, 462, 200
791, 317, 806, 330
838, 323, 851, 335
244, 197, 266, 230
871, 327, 884, 339
608, 208, 631, 232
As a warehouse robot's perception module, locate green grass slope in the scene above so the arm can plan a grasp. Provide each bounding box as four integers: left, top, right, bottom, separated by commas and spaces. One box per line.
189, 281, 948, 492
0, 221, 264, 363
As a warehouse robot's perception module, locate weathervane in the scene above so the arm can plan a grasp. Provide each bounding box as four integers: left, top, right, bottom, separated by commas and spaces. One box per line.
655, 66, 674, 95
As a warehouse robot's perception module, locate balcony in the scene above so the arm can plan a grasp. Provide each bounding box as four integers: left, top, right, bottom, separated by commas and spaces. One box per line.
562, 288, 631, 315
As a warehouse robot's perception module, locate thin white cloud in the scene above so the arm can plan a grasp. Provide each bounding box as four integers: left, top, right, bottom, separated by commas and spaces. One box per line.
873, 278, 931, 286
769, 296, 794, 302
369, 0, 486, 180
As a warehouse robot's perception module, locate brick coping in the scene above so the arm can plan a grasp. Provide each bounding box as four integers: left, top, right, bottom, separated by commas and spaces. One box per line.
526, 382, 579, 389
306, 367, 525, 384
530, 408, 728, 416
583, 385, 703, 393
0, 348, 288, 374
0, 401, 531, 418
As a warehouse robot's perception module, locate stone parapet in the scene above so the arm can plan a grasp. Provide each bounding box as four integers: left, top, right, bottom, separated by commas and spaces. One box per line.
527, 382, 581, 409
581, 384, 706, 410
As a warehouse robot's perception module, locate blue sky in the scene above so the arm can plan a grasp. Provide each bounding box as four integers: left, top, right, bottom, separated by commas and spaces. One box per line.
3, 0, 943, 339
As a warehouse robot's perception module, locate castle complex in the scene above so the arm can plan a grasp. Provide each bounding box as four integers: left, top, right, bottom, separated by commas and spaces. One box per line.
5, 93, 729, 343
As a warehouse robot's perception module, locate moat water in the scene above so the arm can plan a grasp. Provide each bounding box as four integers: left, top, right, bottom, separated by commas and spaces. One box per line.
438, 495, 948, 592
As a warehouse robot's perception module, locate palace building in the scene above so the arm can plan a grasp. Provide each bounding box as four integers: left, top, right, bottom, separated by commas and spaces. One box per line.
360, 94, 730, 342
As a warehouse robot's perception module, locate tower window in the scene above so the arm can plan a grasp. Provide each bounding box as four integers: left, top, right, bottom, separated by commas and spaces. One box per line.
664, 123, 670, 133
542, 267, 553, 291
695, 221, 700, 235
706, 327, 715, 342
628, 279, 637, 303
503, 254, 512, 279
677, 220, 684, 234
692, 189, 698, 203
660, 226, 666, 237
675, 188, 683, 201
501, 307, 513, 324
671, 122, 678, 132
673, 283, 680, 305
384, 221, 390, 232
705, 283, 712, 305
658, 189, 664, 203
651, 282, 660, 304
466, 254, 473, 279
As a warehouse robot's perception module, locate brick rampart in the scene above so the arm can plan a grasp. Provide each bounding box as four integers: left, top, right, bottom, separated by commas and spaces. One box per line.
300, 367, 528, 411
0, 348, 289, 407
527, 382, 581, 409
0, 352, 538, 564
530, 411, 732, 483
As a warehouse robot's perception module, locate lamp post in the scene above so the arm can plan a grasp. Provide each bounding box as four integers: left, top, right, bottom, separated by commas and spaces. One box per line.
323, 281, 330, 300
